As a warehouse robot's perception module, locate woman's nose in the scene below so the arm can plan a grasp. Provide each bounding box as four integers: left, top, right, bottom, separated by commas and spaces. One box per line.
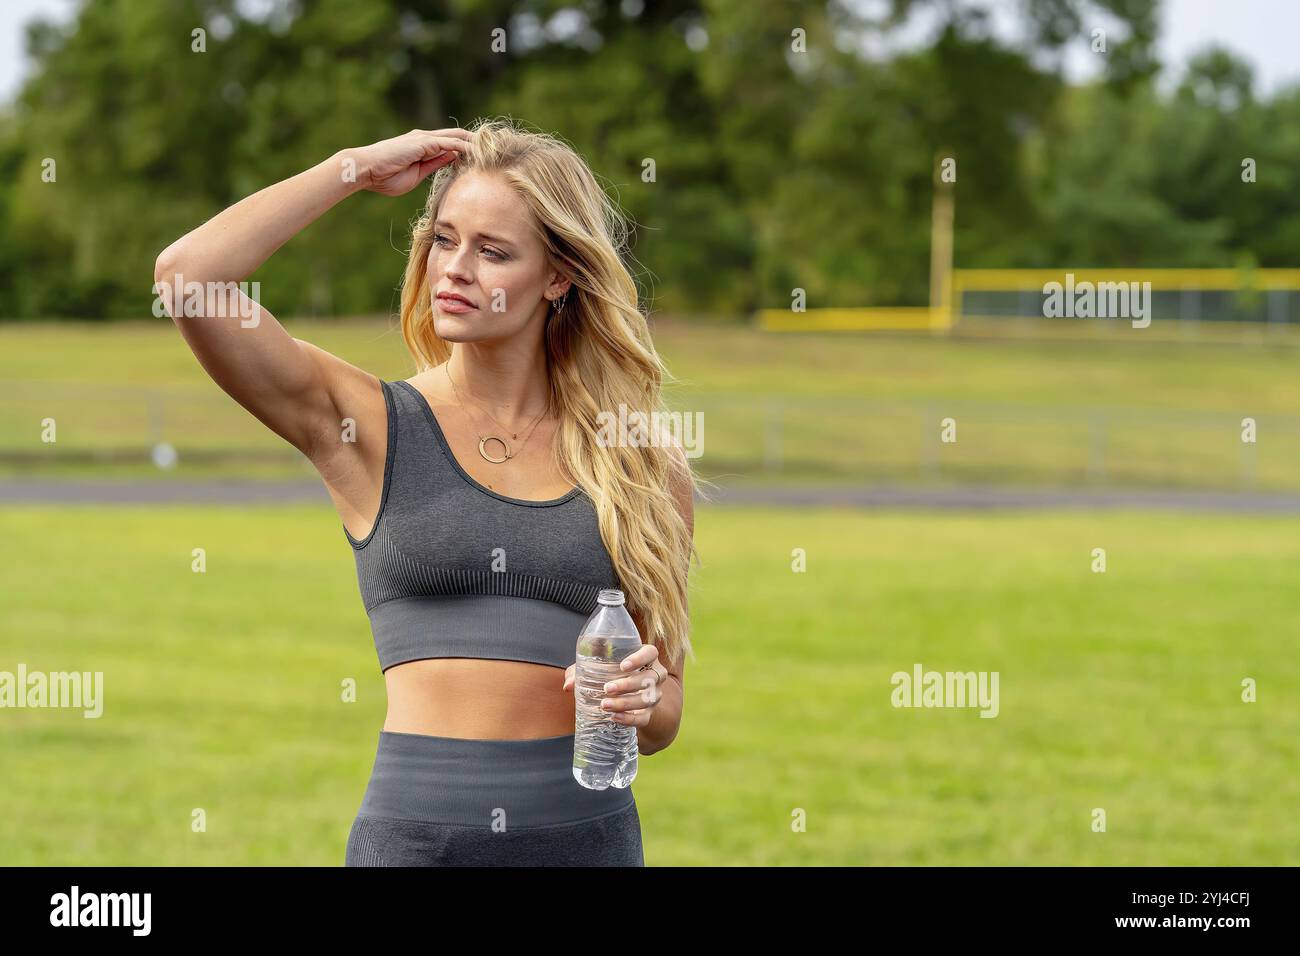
437, 245, 474, 283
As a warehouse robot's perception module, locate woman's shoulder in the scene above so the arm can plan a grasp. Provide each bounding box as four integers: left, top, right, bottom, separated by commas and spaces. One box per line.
399, 364, 452, 402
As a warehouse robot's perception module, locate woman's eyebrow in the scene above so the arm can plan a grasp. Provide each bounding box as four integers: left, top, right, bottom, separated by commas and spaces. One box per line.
433, 220, 516, 248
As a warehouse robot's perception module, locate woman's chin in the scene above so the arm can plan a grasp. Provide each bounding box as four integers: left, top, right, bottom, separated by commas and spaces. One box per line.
432, 315, 477, 340
433, 314, 526, 343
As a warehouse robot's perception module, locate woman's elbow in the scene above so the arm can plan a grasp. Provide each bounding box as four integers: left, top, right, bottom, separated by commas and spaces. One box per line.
153, 242, 182, 285
152, 244, 189, 321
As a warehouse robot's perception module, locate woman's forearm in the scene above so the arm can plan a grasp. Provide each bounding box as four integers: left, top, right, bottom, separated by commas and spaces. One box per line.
156, 148, 363, 284
638, 675, 683, 756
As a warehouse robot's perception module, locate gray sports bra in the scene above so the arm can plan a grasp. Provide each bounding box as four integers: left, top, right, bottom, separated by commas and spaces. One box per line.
345, 378, 621, 672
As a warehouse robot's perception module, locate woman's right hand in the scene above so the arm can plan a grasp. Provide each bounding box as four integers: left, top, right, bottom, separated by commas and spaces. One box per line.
355, 128, 474, 196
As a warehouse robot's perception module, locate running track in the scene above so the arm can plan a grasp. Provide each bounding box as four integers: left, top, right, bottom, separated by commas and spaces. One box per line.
3, 479, 1300, 512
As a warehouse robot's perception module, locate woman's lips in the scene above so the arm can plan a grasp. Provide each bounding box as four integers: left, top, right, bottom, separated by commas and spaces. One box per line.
436, 295, 477, 313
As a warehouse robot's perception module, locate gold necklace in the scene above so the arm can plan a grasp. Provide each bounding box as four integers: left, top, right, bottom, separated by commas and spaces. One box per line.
445, 364, 550, 464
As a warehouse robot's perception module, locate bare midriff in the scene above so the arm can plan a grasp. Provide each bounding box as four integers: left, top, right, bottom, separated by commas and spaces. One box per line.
381, 658, 576, 739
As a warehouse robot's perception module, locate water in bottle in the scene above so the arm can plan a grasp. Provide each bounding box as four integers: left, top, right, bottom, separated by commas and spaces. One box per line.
573, 588, 642, 790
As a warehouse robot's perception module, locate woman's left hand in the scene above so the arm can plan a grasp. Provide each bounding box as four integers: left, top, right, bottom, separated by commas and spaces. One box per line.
562, 646, 668, 728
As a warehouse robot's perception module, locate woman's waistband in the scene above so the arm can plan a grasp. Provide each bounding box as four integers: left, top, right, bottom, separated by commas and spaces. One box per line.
356, 730, 635, 828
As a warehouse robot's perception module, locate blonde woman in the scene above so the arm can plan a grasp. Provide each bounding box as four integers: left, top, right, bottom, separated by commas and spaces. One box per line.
155, 119, 701, 866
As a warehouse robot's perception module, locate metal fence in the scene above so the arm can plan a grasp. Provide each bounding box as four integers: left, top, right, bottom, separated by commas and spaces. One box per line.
2, 382, 1295, 491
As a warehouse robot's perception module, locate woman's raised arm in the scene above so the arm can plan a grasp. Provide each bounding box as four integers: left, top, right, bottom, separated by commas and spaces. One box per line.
153, 128, 471, 458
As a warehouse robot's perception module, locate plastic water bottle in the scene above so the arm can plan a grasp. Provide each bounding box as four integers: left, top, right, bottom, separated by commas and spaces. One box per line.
573, 588, 642, 790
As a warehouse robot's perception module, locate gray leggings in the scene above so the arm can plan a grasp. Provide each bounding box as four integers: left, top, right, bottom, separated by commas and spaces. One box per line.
345, 730, 644, 867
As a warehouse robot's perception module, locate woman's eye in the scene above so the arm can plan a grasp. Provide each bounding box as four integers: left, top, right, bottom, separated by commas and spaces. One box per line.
433, 234, 505, 261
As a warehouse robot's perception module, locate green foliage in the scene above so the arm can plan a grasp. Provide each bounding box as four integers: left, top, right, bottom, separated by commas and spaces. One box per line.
0, 0, 1293, 319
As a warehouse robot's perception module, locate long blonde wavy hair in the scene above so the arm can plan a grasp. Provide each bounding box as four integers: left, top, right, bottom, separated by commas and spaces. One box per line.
398, 117, 709, 670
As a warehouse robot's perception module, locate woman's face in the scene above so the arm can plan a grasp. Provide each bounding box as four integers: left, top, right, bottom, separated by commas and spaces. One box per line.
427, 171, 568, 343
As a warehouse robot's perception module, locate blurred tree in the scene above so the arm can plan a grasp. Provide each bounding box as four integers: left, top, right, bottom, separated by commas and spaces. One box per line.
1, 0, 1297, 321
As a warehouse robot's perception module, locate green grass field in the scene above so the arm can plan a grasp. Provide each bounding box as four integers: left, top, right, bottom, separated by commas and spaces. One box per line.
4, 317, 1300, 489
2, 504, 1296, 865
2, 318, 1297, 865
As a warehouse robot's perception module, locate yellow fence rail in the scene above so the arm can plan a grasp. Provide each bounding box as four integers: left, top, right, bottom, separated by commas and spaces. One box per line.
756, 306, 949, 332
757, 268, 1300, 332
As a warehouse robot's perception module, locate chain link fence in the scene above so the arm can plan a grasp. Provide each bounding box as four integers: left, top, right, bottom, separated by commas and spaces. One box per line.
2, 382, 1296, 491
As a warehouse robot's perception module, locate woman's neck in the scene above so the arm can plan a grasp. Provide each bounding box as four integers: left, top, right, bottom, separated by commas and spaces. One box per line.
445, 344, 552, 425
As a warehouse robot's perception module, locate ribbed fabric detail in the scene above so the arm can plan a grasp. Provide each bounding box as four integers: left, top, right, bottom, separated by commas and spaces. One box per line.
343, 804, 644, 867
354, 730, 635, 828
344, 816, 389, 867
346, 379, 621, 673
359, 520, 601, 616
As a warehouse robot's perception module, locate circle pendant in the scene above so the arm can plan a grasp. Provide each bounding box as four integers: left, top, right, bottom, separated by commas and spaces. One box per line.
479, 436, 510, 463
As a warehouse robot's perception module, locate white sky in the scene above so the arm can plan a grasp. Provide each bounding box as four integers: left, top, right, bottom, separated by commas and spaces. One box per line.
0, 0, 1295, 104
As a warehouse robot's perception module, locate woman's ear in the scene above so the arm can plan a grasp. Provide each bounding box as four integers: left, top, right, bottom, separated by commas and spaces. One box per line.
548, 274, 573, 300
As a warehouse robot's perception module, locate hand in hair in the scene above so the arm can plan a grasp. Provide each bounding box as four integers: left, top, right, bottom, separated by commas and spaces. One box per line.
354, 128, 473, 196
